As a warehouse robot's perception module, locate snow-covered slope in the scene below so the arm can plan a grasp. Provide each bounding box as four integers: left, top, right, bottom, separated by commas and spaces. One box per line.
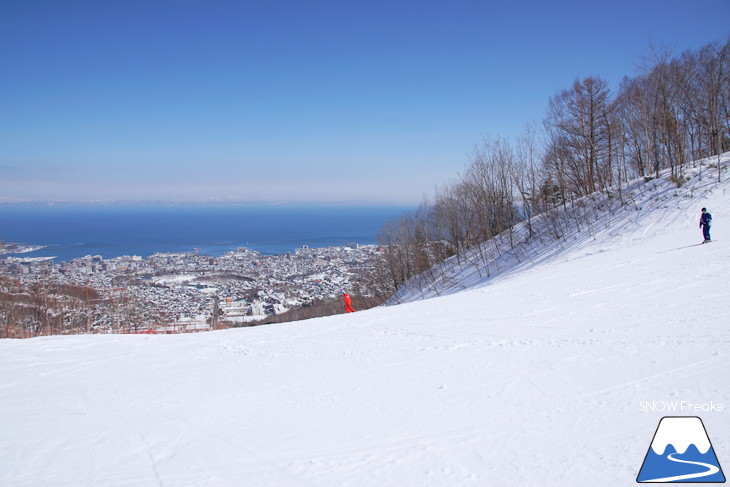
1, 158, 729, 486
388, 153, 730, 305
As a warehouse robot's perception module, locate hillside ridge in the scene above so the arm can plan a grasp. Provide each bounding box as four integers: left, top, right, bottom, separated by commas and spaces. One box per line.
387, 153, 729, 305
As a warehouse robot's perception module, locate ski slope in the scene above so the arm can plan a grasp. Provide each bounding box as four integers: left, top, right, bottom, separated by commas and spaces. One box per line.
1, 160, 729, 486
389, 154, 730, 305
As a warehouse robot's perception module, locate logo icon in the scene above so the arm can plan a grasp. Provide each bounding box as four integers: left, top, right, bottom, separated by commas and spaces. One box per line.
637, 416, 725, 483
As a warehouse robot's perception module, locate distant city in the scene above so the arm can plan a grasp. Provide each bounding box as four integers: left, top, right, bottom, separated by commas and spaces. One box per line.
0, 239, 389, 335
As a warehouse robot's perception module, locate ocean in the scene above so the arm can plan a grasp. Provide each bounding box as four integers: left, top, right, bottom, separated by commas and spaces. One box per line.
0, 205, 409, 262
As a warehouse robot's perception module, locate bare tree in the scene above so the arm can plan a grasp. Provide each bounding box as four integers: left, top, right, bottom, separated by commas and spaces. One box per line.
545, 77, 615, 197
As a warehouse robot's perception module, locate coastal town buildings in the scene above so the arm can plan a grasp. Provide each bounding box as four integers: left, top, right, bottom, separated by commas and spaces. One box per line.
0, 243, 390, 336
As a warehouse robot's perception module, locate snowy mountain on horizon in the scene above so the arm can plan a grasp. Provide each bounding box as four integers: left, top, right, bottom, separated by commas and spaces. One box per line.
0, 154, 728, 486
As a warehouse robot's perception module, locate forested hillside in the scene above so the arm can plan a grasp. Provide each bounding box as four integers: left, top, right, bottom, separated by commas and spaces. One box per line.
378, 39, 729, 293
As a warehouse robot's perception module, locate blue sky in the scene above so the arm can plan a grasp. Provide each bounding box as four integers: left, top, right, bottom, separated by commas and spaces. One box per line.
1, 0, 728, 205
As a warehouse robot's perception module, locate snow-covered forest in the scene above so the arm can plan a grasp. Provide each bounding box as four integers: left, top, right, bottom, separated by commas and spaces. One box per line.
378, 39, 729, 291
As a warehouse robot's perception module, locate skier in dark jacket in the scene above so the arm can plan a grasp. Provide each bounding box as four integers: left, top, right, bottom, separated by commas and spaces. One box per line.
700, 207, 712, 243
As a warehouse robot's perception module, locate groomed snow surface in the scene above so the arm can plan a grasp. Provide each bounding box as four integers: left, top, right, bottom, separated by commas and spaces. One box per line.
1, 158, 729, 486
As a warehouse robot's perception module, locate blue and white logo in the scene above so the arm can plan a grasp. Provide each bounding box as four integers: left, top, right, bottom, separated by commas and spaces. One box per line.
637, 416, 725, 483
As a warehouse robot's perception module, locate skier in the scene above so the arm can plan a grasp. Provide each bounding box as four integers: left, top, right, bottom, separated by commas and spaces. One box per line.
700, 207, 712, 243
343, 293, 356, 313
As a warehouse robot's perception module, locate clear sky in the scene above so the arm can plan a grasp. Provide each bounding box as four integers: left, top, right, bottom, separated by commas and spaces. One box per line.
1, 0, 728, 205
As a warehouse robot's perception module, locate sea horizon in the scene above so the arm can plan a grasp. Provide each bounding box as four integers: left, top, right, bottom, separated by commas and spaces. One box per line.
0, 204, 411, 262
